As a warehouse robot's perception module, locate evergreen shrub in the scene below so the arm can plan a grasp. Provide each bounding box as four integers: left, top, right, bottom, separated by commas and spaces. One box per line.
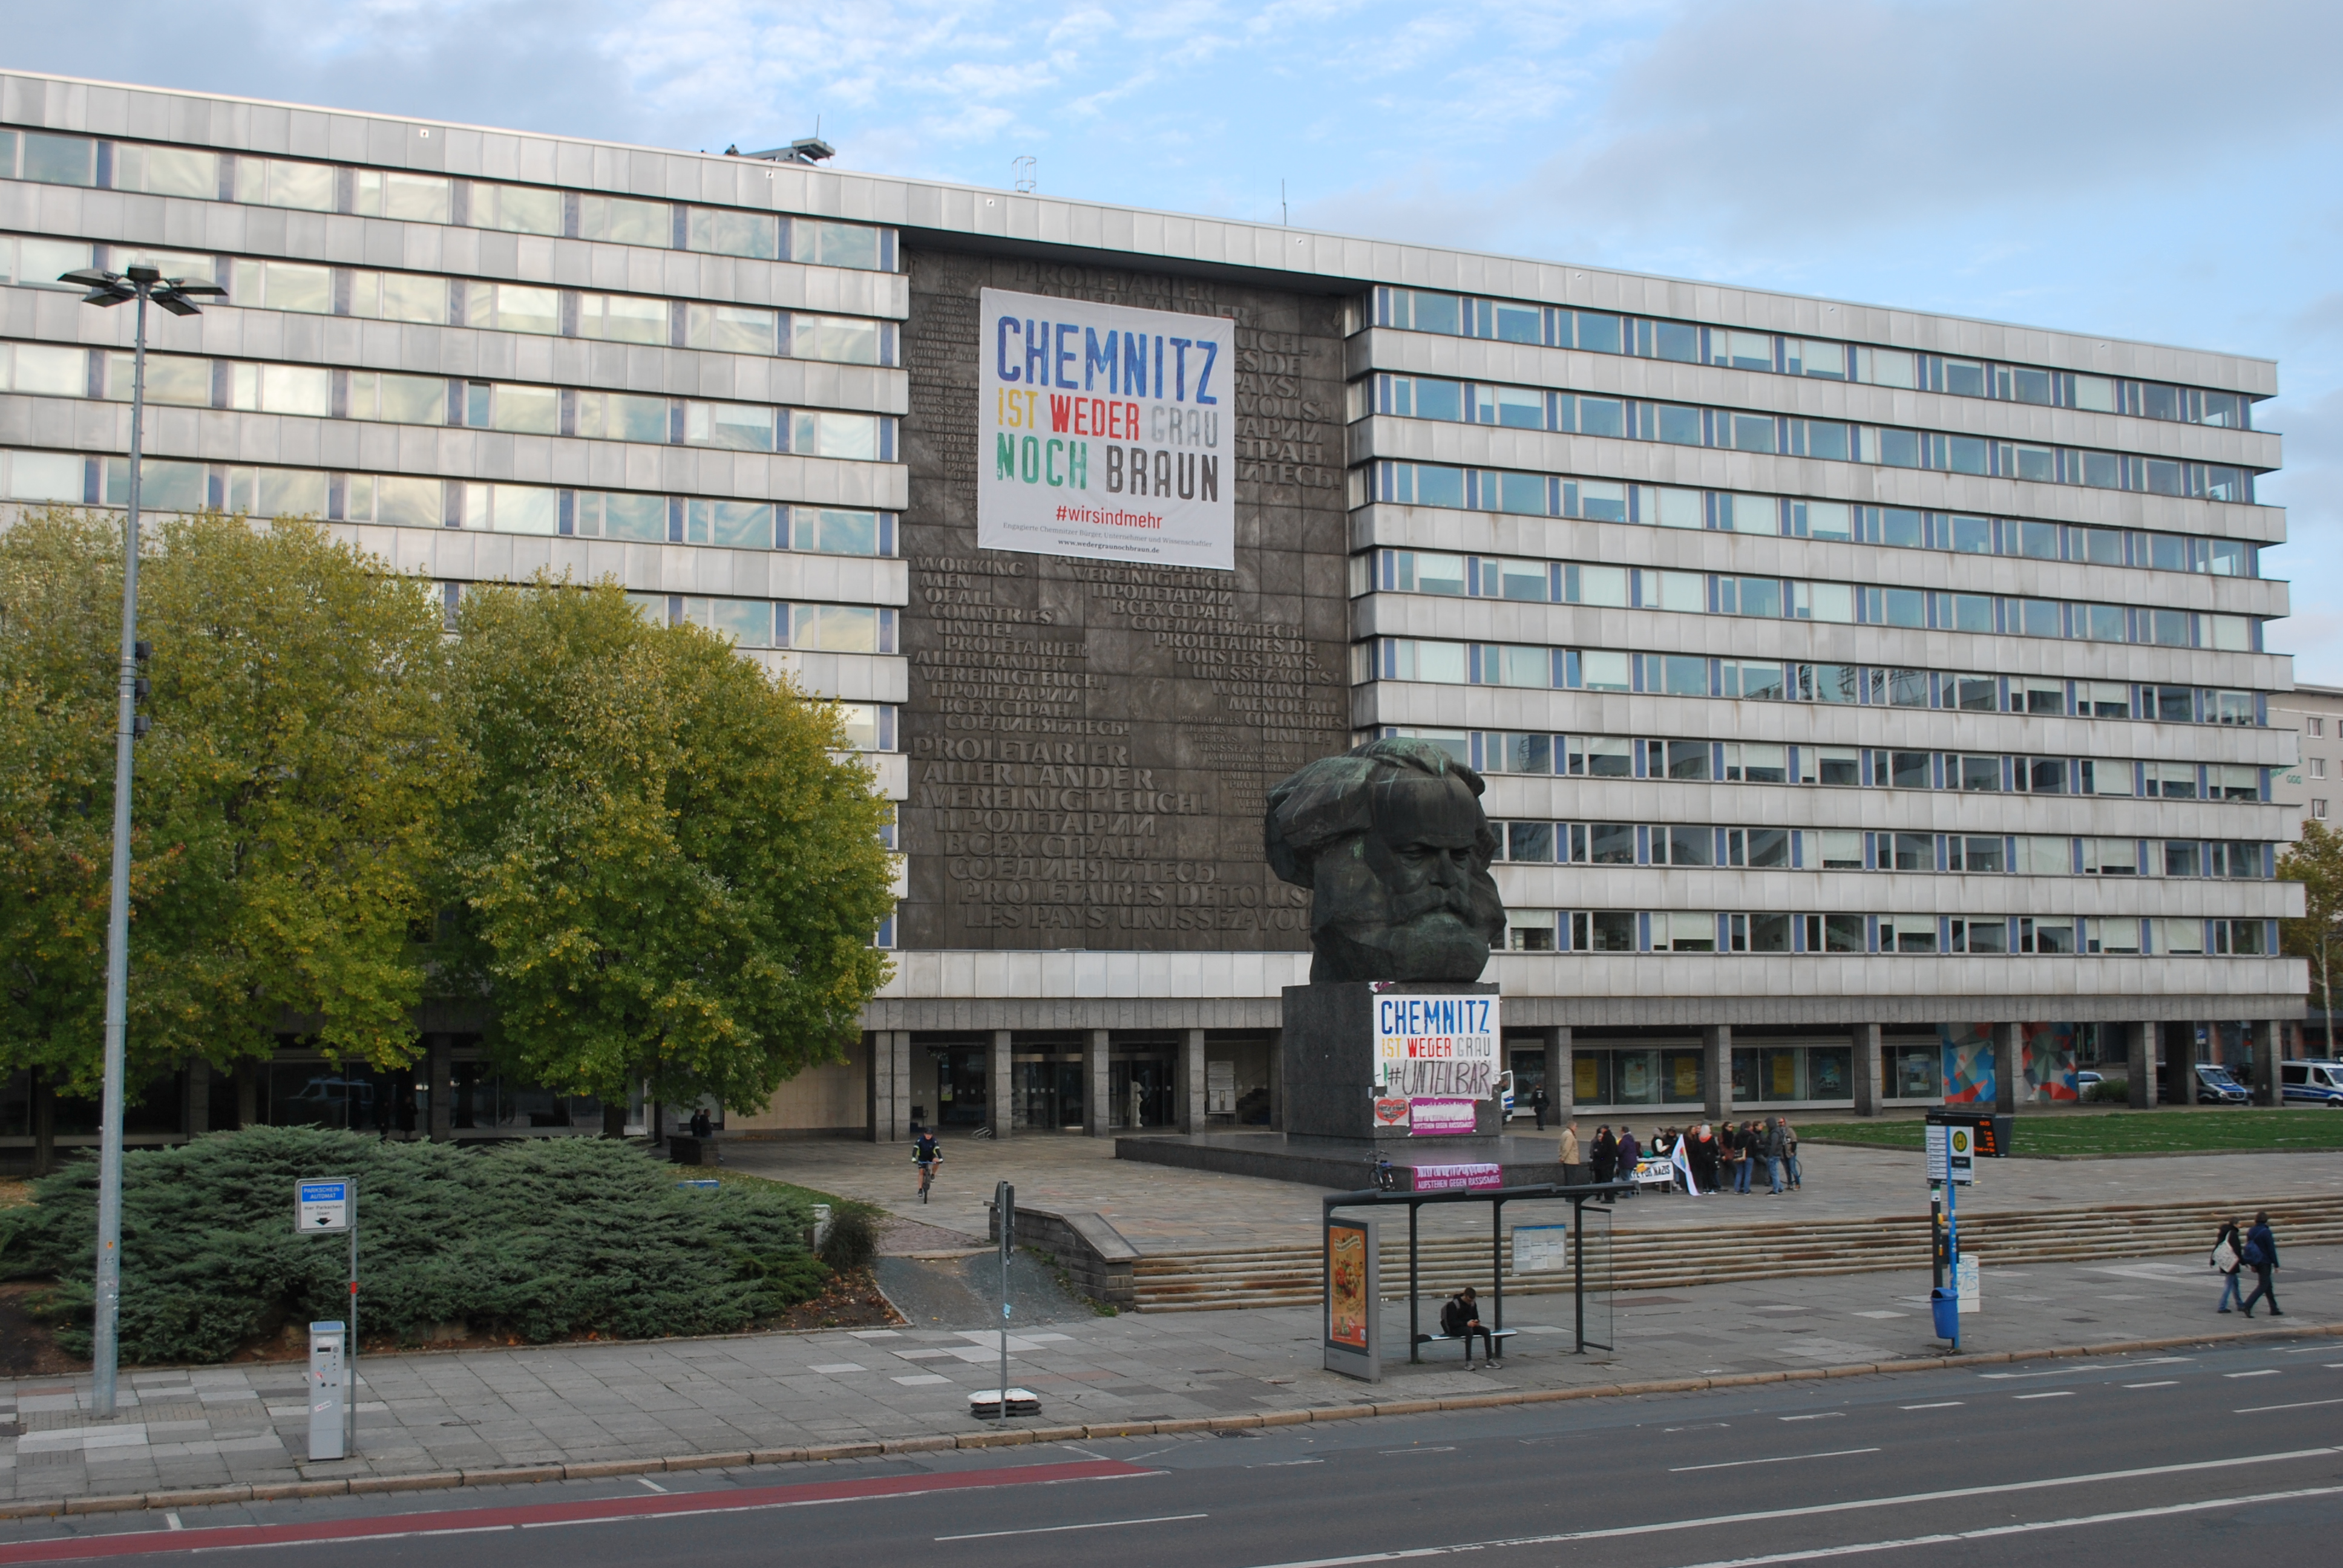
0, 1128, 825, 1364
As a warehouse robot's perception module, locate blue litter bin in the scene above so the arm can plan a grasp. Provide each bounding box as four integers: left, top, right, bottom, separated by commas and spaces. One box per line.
1930, 1287, 1959, 1341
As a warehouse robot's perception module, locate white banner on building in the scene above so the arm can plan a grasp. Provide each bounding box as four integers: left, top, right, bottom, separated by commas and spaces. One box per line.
977, 287, 1234, 570
1374, 993, 1501, 1099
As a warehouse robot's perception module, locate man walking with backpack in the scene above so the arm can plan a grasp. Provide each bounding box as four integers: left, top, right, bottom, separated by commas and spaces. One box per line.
2240, 1212, 2282, 1317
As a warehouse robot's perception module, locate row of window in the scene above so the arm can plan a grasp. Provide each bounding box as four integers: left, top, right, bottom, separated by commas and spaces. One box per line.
0, 344, 894, 460
0, 237, 893, 364
1365, 374, 2255, 501
1373, 462, 2247, 544
1501, 909, 2273, 958
1423, 729, 2268, 791
1363, 549, 2263, 652
1417, 731, 2264, 802
0, 449, 896, 556
620, 592, 891, 653
0, 130, 894, 269
1364, 642, 2269, 727
1487, 821, 2272, 879
1372, 493, 2252, 583
1368, 286, 2255, 428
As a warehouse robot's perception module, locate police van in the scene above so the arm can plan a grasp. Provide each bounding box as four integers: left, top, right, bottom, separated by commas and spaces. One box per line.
2280, 1059, 2343, 1108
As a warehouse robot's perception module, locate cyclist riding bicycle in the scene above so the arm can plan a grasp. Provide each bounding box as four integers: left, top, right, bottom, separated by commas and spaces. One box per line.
913, 1128, 943, 1202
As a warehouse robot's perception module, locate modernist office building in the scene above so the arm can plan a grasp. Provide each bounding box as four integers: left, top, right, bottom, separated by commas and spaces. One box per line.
0, 70, 2305, 1158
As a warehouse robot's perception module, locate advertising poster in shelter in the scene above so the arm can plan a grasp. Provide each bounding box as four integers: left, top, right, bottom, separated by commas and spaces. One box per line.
977, 287, 1235, 570
1325, 1222, 1371, 1350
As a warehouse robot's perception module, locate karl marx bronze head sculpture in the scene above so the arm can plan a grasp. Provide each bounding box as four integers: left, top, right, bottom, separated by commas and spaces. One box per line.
1263, 737, 1507, 984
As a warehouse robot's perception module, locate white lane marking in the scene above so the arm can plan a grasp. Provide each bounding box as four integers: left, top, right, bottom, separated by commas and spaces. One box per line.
1379, 1446, 1458, 1455
1670, 1447, 1881, 1474
2236, 1397, 2343, 1415
165, 1515, 184, 1531
1210, 1445, 2343, 1568
2226, 1370, 2281, 1379
2014, 1391, 2074, 1400
635, 1477, 668, 1494
1580, 1485, 2343, 1568
937, 1512, 1207, 1542
1248, 1459, 1325, 1468
1777, 1412, 1843, 1422
1898, 1403, 1962, 1410
2125, 1382, 2180, 1389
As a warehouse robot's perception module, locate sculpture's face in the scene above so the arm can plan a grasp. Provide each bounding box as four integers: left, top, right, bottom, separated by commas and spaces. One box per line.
1308, 773, 1504, 982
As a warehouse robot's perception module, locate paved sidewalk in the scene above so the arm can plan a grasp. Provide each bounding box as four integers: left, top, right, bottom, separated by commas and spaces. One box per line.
5, 1236, 2337, 1515
730, 1132, 2343, 1253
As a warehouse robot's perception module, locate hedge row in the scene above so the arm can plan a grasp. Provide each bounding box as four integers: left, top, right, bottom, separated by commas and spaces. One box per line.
0, 1127, 825, 1364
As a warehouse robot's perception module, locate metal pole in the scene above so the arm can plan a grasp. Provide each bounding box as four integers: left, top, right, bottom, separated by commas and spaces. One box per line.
1407, 1200, 1420, 1364
1573, 1195, 1586, 1354
1490, 1197, 1504, 1333
91, 281, 152, 1419
346, 1192, 359, 1455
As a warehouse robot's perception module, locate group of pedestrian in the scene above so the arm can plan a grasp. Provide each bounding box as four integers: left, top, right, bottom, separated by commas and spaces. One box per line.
2210, 1212, 2282, 1317
1571, 1118, 1801, 1197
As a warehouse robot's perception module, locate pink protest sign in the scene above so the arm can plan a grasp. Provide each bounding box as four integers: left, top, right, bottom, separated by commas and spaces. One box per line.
1411, 1162, 1502, 1192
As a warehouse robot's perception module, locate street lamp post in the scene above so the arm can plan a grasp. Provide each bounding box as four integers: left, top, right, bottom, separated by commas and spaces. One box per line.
60, 264, 223, 1417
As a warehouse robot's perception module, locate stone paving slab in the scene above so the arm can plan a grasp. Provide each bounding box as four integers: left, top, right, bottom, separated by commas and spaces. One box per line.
6, 1234, 2337, 1512
727, 1129, 2343, 1253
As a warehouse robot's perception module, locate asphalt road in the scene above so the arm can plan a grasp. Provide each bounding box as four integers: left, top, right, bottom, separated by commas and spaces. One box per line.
5, 1336, 2341, 1568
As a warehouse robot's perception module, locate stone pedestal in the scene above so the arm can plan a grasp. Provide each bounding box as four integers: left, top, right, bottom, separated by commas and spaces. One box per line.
1279, 981, 1502, 1141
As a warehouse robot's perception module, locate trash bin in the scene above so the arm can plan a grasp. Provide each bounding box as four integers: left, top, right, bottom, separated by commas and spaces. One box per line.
1930, 1287, 1959, 1342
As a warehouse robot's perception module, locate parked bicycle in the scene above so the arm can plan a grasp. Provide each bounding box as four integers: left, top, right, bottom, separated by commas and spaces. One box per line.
1371, 1148, 1401, 1192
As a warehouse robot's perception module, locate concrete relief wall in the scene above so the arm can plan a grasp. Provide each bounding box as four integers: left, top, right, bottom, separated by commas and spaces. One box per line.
897, 250, 1353, 952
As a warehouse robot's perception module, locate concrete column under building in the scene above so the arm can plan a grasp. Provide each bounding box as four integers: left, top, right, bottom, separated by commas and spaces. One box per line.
2172, 1024, 2203, 1106
1993, 1022, 2022, 1112
1545, 1026, 1574, 1122
183, 1059, 209, 1138
1702, 1025, 1732, 1119
1085, 1029, 1112, 1136
886, 1031, 913, 1140
1850, 1024, 1884, 1117
2128, 1022, 2158, 1109
2251, 1020, 2282, 1106
988, 1030, 1013, 1138
859, 1030, 893, 1143
1178, 1029, 1206, 1133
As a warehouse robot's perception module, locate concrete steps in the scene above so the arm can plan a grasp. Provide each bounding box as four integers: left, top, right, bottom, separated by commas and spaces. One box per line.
1129, 1195, 2343, 1311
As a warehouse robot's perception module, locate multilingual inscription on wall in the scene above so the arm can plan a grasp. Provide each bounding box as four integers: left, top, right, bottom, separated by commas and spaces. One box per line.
899, 252, 1352, 950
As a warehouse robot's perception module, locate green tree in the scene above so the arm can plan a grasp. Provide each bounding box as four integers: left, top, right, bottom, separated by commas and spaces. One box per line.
0, 509, 457, 1145
2281, 819, 2343, 1054
441, 578, 895, 1126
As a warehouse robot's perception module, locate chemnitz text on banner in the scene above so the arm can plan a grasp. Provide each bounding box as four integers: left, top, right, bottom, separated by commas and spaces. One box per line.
1374, 993, 1501, 1099
978, 287, 1234, 570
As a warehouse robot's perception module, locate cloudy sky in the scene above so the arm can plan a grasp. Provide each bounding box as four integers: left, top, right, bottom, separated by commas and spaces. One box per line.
10, 0, 2340, 680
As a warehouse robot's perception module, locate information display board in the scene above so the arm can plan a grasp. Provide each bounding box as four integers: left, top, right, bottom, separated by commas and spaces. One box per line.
978, 288, 1236, 570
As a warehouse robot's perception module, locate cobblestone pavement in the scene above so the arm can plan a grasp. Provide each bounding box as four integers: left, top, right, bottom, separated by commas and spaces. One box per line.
727, 1129, 2343, 1252
6, 1235, 2337, 1510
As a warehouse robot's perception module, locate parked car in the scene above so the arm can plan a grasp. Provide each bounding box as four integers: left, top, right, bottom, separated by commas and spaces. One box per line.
2194, 1063, 2251, 1105
2281, 1059, 2343, 1108
2075, 1070, 2104, 1089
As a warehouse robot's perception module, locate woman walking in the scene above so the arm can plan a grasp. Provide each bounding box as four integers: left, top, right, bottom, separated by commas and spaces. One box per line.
2211, 1216, 2246, 1313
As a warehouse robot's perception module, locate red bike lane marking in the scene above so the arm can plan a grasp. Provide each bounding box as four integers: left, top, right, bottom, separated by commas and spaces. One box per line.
0, 1459, 1152, 1564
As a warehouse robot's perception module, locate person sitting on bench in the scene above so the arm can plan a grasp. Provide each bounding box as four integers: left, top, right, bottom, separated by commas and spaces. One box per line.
1441, 1288, 1496, 1363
